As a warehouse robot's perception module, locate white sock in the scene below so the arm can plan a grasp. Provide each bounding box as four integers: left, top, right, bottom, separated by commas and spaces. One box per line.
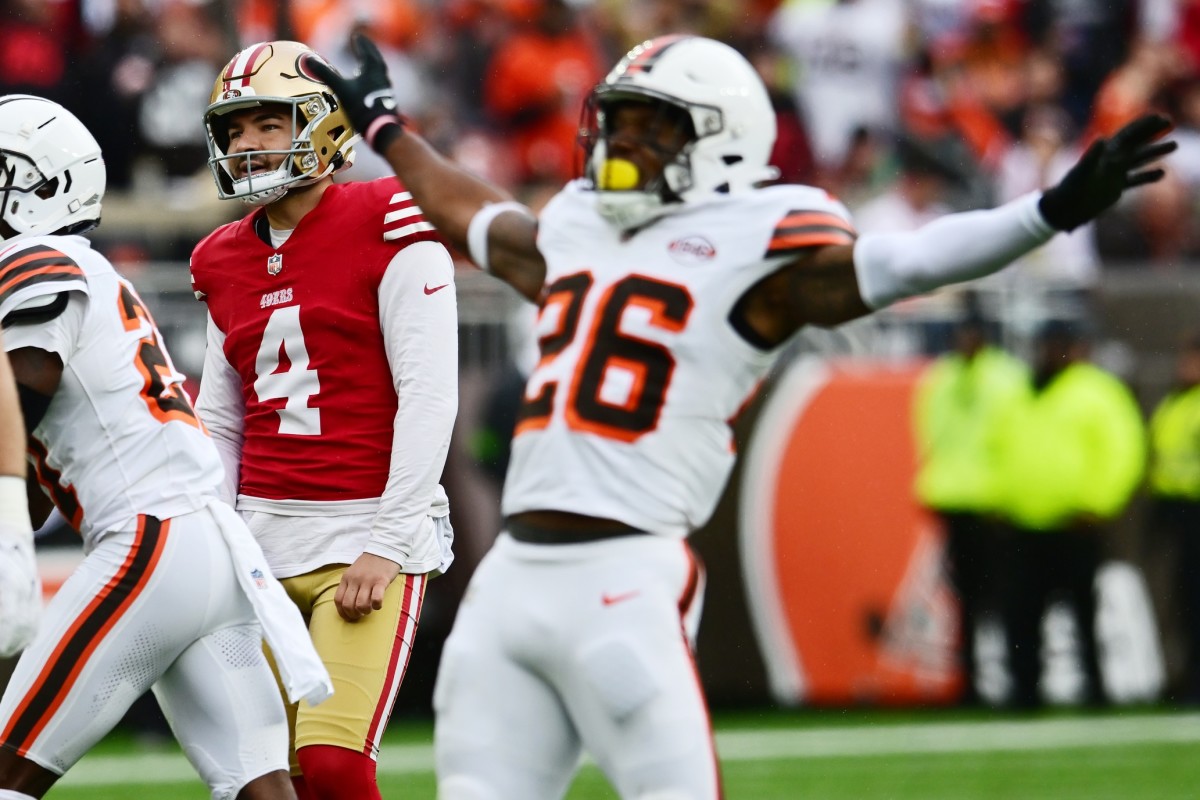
0, 789, 38, 799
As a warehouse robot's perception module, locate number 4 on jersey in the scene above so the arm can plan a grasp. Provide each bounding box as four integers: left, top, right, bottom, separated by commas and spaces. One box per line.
254, 305, 321, 435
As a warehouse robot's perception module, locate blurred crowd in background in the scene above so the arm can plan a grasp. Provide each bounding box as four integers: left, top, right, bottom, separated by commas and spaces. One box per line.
7, 0, 1200, 716
3, 0, 1200, 279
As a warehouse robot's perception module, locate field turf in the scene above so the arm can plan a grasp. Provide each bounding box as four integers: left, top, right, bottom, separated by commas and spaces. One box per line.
50, 706, 1200, 798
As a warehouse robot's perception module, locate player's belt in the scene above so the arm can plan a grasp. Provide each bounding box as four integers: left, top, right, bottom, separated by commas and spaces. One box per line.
505, 514, 644, 545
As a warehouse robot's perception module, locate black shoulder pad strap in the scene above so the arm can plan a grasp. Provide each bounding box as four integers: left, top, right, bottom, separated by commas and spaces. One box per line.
1, 292, 71, 329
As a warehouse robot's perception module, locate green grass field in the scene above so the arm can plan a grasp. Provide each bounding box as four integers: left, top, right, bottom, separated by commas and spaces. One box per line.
48, 707, 1200, 799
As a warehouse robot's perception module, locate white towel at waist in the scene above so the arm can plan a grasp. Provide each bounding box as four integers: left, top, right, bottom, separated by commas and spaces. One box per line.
206, 500, 334, 706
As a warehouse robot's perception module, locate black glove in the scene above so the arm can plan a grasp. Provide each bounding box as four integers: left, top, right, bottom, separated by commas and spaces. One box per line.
305, 33, 406, 154
1038, 113, 1176, 231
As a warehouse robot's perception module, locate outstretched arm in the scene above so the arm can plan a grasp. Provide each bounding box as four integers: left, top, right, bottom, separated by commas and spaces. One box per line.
740, 114, 1176, 345
308, 36, 548, 302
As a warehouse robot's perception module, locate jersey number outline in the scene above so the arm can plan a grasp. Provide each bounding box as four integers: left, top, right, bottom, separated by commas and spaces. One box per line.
516, 273, 693, 442
117, 283, 201, 429
253, 305, 321, 436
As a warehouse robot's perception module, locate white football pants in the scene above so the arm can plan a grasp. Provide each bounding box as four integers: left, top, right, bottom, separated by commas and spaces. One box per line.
434, 532, 717, 800
0, 507, 288, 800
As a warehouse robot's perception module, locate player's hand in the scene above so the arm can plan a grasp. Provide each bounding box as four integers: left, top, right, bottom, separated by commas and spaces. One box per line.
1038, 113, 1176, 231
335, 552, 401, 622
0, 521, 40, 657
305, 33, 405, 154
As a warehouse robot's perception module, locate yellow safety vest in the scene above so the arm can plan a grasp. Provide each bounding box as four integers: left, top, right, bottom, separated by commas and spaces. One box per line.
996, 362, 1145, 530
1149, 384, 1200, 501
913, 347, 1029, 513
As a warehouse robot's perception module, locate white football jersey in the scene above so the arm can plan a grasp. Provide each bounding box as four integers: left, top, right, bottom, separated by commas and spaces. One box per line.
501, 181, 857, 537
0, 235, 223, 549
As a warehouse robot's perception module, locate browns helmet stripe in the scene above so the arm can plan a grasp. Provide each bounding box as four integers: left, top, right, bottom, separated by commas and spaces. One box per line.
0, 246, 83, 309
617, 35, 690, 77
0, 516, 167, 754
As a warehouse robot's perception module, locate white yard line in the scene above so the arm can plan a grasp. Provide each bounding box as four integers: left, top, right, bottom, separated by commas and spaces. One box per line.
55, 713, 1200, 788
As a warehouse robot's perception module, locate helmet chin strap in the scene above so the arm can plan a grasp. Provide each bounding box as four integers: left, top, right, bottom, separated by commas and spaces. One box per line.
232, 172, 290, 206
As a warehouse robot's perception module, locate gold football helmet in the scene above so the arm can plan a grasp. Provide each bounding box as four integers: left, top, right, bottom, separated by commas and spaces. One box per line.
204, 41, 357, 206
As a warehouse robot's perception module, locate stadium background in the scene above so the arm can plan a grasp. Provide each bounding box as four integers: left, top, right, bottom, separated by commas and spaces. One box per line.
5, 0, 1200, 725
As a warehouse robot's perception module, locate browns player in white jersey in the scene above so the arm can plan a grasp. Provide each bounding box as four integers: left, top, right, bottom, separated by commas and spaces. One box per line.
0, 94, 331, 800
315, 34, 1175, 799
191, 41, 457, 800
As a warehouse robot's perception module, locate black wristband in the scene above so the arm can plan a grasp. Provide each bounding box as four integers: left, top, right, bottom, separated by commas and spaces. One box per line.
371, 119, 405, 154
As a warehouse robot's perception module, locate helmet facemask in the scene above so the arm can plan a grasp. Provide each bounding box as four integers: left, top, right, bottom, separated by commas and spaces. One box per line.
205, 94, 347, 207
579, 36, 780, 232
580, 89, 704, 230
205, 42, 358, 207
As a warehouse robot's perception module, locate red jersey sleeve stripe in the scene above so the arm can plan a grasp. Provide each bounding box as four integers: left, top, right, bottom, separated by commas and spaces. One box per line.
383, 192, 441, 244
0, 516, 167, 754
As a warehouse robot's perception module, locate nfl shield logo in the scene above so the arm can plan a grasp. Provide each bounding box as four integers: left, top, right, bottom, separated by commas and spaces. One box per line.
267, 253, 283, 275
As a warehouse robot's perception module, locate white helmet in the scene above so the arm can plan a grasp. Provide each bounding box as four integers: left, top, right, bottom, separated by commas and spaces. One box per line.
205, 41, 358, 207
580, 35, 778, 230
0, 95, 104, 242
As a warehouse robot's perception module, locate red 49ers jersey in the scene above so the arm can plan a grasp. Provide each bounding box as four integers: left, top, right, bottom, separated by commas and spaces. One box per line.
189, 178, 440, 502
501, 181, 857, 537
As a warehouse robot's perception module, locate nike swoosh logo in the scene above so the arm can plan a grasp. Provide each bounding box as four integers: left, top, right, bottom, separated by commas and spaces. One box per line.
424, 283, 450, 295
601, 590, 640, 607
364, 89, 397, 110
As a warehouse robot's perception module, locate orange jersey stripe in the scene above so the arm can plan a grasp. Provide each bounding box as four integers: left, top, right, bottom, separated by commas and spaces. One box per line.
768, 230, 857, 252
0, 246, 73, 276
0, 264, 84, 299
774, 212, 855, 234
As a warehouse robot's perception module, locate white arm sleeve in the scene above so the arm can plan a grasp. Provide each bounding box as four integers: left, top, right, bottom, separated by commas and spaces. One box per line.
466, 201, 533, 272
852, 192, 1057, 310
366, 241, 458, 571
194, 313, 245, 508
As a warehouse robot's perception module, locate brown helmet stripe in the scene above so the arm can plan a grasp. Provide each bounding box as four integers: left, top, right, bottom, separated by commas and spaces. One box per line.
619, 35, 690, 76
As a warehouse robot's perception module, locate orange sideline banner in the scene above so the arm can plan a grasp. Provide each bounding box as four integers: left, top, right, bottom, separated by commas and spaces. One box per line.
739, 357, 961, 706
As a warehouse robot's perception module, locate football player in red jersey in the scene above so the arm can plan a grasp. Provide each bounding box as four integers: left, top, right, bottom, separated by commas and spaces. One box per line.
0, 94, 330, 800
191, 41, 458, 800
0, 332, 39, 661
315, 34, 1173, 800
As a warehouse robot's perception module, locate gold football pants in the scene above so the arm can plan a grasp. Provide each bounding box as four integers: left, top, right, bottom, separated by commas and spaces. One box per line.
266, 565, 426, 770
